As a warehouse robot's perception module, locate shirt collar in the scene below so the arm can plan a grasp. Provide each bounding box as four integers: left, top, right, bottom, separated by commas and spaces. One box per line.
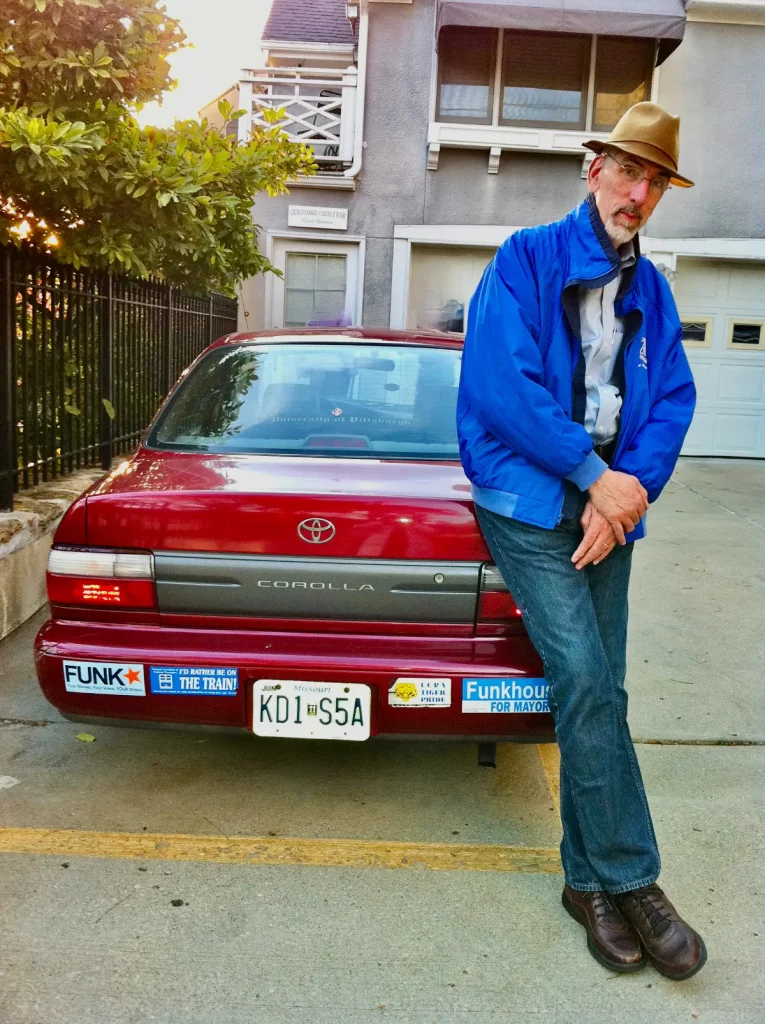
618, 240, 636, 270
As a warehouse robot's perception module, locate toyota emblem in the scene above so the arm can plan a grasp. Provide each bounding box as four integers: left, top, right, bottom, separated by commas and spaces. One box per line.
297, 518, 336, 544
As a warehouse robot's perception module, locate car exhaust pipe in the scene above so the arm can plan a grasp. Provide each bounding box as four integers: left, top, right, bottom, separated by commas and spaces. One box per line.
477, 742, 497, 768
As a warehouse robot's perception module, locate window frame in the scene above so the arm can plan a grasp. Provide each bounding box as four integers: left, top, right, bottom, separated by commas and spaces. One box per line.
435, 29, 658, 134
680, 316, 714, 350
283, 252, 349, 329
498, 29, 590, 131
265, 233, 366, 330
591, 35, 657, 134
726, 317, 765, 351
435, 26, 498, 125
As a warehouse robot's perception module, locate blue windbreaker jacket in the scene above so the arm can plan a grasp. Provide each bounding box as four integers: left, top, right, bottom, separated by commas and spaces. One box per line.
457, 195, 696, 542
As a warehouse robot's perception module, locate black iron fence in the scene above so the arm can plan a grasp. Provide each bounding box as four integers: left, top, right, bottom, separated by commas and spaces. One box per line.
0, 246, 238, 510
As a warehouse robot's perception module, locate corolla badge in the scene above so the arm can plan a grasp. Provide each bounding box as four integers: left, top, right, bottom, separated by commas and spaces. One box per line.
297, 518, 336, 544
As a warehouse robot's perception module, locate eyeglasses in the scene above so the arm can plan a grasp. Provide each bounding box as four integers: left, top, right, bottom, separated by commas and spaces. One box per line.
605, 153, 672, 196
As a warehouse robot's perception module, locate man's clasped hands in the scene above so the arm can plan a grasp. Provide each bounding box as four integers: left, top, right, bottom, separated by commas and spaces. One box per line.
571, 469, 649, 570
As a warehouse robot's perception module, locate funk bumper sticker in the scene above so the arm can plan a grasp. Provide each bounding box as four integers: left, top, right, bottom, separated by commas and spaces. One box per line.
388, 678, 451, 708
462, 678, 549, 714
63, 660, 146, 696
149, 666, 239, 696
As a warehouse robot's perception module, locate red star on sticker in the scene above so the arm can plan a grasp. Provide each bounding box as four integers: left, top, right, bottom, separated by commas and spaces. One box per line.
124, 668, 141, 685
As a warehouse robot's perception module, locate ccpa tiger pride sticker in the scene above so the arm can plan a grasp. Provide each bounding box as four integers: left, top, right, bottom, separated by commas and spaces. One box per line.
387, 678, 451, 708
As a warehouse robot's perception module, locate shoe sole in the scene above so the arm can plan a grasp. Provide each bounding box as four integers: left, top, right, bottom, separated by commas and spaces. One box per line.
561, 890, 646, 974
642, 934, 708, 981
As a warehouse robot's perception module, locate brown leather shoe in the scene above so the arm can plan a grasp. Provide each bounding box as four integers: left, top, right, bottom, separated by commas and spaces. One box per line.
562, 885, 644, 972
616, 884, 707, 980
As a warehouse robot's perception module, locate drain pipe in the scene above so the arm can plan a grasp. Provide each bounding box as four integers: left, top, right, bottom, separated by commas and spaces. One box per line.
343, 1, 369, 181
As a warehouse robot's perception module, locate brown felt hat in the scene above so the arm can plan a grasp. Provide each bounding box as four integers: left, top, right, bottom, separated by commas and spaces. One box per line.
584, 101, 694, 188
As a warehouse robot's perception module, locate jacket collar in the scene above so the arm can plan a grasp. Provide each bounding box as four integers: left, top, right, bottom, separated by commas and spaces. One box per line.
565, 194, 641, 290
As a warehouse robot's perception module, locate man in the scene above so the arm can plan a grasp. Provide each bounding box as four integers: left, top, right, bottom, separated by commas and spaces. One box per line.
457, 103, 705, 979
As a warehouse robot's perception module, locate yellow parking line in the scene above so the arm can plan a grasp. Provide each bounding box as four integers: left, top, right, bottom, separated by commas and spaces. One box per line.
537, 743, 561, 815
0, 827, 561, 874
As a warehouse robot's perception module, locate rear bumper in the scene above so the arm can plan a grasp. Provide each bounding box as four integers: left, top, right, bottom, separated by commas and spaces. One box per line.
35, 618, 555, 742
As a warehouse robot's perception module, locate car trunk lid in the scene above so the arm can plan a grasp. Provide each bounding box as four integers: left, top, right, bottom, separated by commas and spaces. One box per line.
86, 451, 489, 625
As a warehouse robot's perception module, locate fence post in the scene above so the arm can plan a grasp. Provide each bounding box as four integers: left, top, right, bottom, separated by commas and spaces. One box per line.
99, 272, 113, 470
164, 285, 174, 395
209, 294, 215, 347
0, 248, 15, 511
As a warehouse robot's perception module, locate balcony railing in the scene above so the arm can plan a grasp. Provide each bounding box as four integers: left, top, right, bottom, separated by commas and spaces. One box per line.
238, 67, 358, 172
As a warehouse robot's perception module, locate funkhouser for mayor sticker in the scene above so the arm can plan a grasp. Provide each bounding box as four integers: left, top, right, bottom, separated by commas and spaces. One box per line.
149, 666, 239, 696
388, 678, 451, 708
63, 660, 146, 696
462, 678, 549, 713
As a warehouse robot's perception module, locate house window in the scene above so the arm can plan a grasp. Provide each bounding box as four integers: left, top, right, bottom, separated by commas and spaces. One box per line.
437, 28, 655, 132
727, 319, 765, 350
593, 37, 655, 132
268, 238, 362, 330
436, 27, 497, 124
680, 318, 713, 349
284, 253, 348, 328
501, 32, 589, 129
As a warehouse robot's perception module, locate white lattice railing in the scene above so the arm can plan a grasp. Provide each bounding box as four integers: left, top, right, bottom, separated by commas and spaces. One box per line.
238, 67, 358, 167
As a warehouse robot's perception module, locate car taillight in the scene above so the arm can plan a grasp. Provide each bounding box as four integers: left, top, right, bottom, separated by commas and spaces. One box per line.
477, 564, 522, 622
46, 548, 157, 609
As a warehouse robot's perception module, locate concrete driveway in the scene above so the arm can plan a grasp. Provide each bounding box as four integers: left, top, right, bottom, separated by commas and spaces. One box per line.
0, 458, 763, 1024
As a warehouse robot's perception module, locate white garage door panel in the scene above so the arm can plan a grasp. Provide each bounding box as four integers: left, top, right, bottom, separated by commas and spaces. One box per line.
728, 268, 765, 301
677, 261, 722, 301
713, 415, 761, 452
687, 360, 716, 403
676, 258, 765, 458
682, 412, 714, 453
717, 365, 764, 404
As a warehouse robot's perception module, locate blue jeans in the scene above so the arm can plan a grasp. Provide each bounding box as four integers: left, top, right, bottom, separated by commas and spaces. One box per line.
477, 502, 660, 894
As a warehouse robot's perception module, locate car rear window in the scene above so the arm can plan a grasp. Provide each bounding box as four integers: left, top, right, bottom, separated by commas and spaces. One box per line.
148, 342, 462, 460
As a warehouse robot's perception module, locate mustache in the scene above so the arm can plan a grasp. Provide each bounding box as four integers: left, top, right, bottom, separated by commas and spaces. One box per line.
615, 205, 642, 220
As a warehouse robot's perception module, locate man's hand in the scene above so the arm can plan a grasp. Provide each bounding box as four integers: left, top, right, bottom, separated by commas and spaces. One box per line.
571, 500, 618, 570
588, 468, 649, 544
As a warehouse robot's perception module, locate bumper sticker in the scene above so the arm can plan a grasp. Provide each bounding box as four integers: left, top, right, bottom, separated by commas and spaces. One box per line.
462, 678, 549, 714
149, 666, 238, 696
63, 660, 145, 696
388, 678, 451, 708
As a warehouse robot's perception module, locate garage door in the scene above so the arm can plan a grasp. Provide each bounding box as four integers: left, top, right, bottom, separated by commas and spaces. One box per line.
407, 245, 495, 333
675, 258, 765, 457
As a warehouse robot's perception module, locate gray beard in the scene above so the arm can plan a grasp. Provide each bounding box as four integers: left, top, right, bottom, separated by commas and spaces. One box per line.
604, 216, 640, 249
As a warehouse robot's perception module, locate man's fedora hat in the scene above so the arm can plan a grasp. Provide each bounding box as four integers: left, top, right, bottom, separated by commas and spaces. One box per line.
584, 102, 694, 188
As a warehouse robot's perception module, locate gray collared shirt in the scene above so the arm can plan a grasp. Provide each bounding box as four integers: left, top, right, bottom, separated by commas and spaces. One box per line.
578, 242, 636, 444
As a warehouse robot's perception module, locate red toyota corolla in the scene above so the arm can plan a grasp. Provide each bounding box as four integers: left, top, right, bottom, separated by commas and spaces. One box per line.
35, 329, 553, 755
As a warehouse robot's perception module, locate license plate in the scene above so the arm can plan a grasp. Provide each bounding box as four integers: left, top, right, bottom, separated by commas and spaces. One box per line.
252, 680, 371, 741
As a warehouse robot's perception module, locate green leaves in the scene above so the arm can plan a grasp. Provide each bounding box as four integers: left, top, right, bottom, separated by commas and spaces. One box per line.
102, 398, 116, 420
0, 2, 187, 111
0, 0, 317, 292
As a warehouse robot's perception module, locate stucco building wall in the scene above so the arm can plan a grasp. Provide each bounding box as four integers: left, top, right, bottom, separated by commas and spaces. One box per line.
652, 20, 765, 238
244, 2, 765, 332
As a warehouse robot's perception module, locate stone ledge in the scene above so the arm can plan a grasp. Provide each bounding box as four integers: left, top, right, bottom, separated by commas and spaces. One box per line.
0, 467, 113, 640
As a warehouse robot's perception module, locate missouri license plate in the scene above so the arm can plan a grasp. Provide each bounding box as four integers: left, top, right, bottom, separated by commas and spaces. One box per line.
252, 680, 371, 741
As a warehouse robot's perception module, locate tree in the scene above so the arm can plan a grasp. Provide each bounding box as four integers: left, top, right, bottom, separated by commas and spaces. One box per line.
0, 0, 316, 292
